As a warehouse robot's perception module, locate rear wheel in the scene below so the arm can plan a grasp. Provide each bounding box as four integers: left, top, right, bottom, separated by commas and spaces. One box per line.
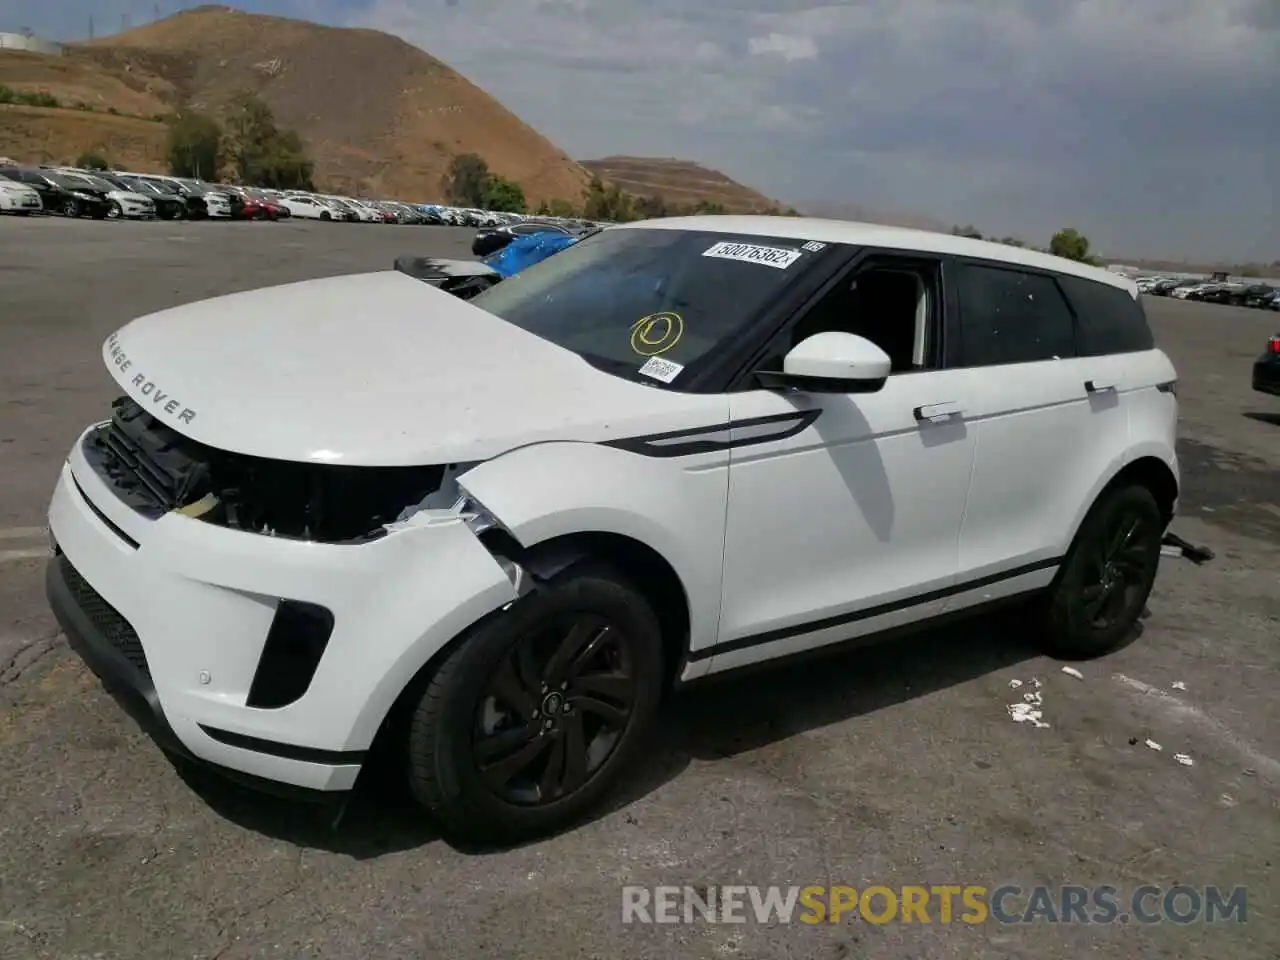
1038, 484, 1163, 659
320, 210, 331, 221
107, 201, 122, 220
62, 199, 79, 218
407, 562, 664, 843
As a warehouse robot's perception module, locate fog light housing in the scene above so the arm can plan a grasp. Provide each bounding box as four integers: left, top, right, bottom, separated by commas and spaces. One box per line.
246, 600, 336, 709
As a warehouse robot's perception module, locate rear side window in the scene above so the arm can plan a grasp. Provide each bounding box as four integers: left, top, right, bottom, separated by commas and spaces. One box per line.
1057, 275, 1154, 355
955, 262, 1076, 366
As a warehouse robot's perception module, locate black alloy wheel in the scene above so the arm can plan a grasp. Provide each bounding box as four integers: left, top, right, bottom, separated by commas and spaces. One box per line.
406, 562, 664, 843
1075, 506, 1159, 630
1039, 484, 1163, 658
474, 613, 635, 806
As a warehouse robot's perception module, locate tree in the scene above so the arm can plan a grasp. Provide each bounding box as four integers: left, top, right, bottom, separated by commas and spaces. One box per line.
548, 198, 578, 218
997, 236, 1025, 248
482, 175, 526, 213
582, 175, 635, 221
951, 224, 983, 239
167, 110, 223, 179
441, 153, 490, 207
634, 194, 668, 219
1049, 227, 1096, 263
534, 199, 552, 216
692, 200, 727, 215
76, 151, 111, 171
222, 92, 313, 189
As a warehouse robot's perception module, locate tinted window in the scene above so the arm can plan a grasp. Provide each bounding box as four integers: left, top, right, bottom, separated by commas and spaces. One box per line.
1057, 274, 1154, 355
470, 227, 820, 387
956, 263, 1075, 366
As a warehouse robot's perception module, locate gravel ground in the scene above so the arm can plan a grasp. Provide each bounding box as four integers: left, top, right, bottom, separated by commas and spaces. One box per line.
0, 216, 1277, 960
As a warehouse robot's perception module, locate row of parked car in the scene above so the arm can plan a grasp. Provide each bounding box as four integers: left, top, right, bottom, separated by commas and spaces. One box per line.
0, 162, 600, 234
1137, 275, 1280, 310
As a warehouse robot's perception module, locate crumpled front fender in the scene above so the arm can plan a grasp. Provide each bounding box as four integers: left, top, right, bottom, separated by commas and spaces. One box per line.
458, 440, 730, 673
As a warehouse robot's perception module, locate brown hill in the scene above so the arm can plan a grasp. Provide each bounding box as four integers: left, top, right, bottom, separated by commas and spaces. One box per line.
2, 5, 591, 203
580, 156, 781, 213
0, 104, 168, 169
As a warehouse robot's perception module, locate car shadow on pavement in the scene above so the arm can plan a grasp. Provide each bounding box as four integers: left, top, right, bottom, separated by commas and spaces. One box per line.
170, 604, 1139, 858
1242, 411, 1280, 426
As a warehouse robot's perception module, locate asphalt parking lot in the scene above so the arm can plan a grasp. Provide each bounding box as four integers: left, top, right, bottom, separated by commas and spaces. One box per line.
1, 216, 1277, 960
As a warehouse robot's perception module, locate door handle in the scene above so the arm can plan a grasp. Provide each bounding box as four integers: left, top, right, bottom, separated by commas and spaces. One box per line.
913, 401, 963, 422
1085, 380, 1116, 394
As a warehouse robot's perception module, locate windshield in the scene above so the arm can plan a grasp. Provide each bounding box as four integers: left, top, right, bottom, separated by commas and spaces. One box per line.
468, 227, 820, 387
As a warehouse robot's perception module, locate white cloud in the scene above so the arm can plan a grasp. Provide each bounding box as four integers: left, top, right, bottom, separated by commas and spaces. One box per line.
747, 32, 817, 61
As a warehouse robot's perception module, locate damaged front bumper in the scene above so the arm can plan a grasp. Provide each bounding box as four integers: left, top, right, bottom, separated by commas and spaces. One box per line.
47, 427, 520, 794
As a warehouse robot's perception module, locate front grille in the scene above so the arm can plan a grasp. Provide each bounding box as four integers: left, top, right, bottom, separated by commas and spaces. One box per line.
58, 554, 150, 679
82, 397, 210, 518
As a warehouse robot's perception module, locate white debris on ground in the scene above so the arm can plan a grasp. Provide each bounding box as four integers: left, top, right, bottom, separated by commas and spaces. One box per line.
1061, 666, 1084, 680
1174, 753, 1194, 766
1006, 680, 1050, 728
1145, 739, 1163, 751
1160, 545, 1184, 558
1171, 681, 1187, 691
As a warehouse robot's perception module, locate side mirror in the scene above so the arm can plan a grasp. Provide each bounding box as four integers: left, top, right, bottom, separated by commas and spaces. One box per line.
755, 332, 891, 394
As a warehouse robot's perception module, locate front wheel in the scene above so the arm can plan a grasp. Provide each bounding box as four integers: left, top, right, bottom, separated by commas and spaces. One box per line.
407, 562, 664, 843
62, 199, 79, 218
1037, 484, 1163, 659
319, 210, 331, 221
107, 201, 122, 220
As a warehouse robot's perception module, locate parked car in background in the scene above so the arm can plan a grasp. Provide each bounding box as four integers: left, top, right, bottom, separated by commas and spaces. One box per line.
472, 220, 572, 256
1239, 284, 1276, 309
95, 174, 185, 220
233, 190, 290, 221
0, 178, 42, 214
54, 170, 156, 220
121, 174, 206, 219
1253, 333, 1280, 396
0, 167, 111, 218
279, 194, 336, 220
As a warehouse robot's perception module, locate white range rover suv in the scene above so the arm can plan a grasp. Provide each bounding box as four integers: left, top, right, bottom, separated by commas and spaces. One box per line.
46, 217, 1179, 841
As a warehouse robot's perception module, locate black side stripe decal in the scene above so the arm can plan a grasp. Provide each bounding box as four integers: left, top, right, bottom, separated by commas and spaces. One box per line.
199, 725, 367, 766
604, 409, 821, 458
688, 555, 1063, 662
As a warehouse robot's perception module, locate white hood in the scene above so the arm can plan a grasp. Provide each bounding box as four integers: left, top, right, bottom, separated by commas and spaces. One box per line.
102, 271, 728, 466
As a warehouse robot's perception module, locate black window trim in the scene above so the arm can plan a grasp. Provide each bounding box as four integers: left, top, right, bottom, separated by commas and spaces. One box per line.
948, 254, 1081, 369
725, 246, 952, 392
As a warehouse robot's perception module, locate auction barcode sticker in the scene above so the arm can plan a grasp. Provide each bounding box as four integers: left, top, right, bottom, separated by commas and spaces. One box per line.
702, 241, 802, 270
638, 356, 684, 383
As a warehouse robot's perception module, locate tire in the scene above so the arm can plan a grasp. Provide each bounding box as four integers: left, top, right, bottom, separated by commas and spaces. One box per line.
320, 210, 331, 221
407, 561, 664, 843
1037, 484, 1163, 659
62, 199, 80, 218
107, 201, 122, 220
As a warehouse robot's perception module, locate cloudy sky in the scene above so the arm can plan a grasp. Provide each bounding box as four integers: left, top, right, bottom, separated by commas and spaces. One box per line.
6, 0, 1277, 261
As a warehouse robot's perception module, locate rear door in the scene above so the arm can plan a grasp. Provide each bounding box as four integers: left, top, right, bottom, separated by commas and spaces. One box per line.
949, 260, 1136, 609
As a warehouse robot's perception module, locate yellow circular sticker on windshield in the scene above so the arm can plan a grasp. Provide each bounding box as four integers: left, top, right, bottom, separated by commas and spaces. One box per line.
630, 312, 684, 357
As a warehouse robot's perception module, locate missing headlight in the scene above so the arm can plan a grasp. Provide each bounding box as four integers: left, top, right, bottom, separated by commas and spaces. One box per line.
87, 397, 449, 543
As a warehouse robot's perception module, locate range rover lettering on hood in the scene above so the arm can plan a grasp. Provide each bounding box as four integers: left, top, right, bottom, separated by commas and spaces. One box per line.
105, 331, 198, 425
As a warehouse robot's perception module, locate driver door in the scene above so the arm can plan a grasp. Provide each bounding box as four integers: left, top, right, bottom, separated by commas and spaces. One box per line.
707, 251, 978, 673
